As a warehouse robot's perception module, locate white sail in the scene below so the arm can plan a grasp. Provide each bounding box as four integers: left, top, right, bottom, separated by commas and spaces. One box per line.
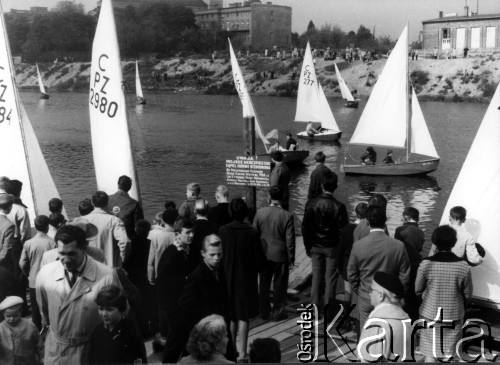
439, 81, 500, 307
410, 89, 439, 158
349, 26, 408, 147
228, 39, 269, 145
89, 0, 140, 200
0, 6, 63, 219
135, 61, 144, 99
294, 42, 323, 122
334, 63, 354, 101
36, 63, 46, 95
318, 82, 341, 133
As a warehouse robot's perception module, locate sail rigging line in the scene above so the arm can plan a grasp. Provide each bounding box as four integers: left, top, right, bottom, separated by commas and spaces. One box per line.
0, 1, 38, 215
405, 22, 411, 161
122, 79, 169, 200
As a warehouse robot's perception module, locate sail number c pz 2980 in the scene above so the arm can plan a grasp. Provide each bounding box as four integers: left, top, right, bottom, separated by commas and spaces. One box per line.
90, 54, 118, 118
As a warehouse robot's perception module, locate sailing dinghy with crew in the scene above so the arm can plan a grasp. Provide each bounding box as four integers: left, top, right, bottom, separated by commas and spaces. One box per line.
334, 63, 358, 108
228, 39, 308, 165
37, 63, 49, 99
342, 25, 439, 176
295, 42, 342, 141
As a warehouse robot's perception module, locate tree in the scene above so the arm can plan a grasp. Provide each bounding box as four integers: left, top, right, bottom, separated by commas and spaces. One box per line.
53, 1, 85, 14
307, 20, 315, 32
291, 32, 300, 47
5, 14, 30, 55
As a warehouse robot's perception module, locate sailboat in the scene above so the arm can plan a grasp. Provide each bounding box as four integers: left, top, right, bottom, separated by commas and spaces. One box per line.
334, 63, 358, 108
342, 25, 440, 176
36, 63, 49, 99
295, 42, 342, 141
89, 0, 141, 200
0, 4, 64, 219
439, 81, 500, 309
135, 60, 146, 105
228, 39, 308, 165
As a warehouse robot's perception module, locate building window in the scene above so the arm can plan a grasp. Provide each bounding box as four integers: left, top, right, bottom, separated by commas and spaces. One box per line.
471, 27, 481, 48
441, 28, 451, 49
456, 28, 466, 50
486, 27, 496, 48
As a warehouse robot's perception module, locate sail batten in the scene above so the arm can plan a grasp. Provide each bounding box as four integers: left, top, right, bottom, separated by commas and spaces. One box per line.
89, 0, 140, 200
228, 39, 269, 147
349, 26, 408, 147
440, 81, 500, 307
0, 4, 63, 219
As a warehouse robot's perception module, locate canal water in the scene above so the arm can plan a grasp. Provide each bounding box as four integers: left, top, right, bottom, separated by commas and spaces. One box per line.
21, 90, 487, 250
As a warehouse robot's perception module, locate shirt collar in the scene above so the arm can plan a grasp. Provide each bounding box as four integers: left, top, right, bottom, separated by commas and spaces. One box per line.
370, 228, 385, 233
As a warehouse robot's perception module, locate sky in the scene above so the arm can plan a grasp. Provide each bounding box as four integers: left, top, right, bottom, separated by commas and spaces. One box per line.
1, 0, 498, 41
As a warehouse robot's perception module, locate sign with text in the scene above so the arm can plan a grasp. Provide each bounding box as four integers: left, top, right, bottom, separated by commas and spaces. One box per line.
226, 156, 271, 187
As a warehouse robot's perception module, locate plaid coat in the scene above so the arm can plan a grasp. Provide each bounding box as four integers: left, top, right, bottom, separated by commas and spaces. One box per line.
415, 251, 472, 320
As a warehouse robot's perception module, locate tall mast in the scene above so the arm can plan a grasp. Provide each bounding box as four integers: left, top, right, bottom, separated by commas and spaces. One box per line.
406, 23, 411, 160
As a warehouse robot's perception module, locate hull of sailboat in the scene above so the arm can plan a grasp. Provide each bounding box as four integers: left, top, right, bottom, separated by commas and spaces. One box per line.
137, 97, 146, 105
297, 130, 342, 141
40, 93, 49, 99
342, 158, 439, 176
345, 100, 358, 108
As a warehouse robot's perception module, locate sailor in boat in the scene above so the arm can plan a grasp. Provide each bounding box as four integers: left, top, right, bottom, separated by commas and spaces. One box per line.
382, 149, 395, 164
306, 122, 319, 137
360, 146, 376, 165
285, 133, 297, 151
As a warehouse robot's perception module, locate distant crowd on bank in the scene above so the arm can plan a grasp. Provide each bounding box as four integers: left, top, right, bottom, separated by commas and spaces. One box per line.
0, 149, 486, 363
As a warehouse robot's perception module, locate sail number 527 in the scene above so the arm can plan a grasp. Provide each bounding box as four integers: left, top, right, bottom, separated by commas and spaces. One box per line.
89, 88, 118, 118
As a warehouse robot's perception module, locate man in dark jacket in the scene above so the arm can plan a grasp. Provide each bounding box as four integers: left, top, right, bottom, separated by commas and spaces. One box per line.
394, 206, 424, 322
208, 185, 231, 232
189, 199, 215, 271
178, 234, 237, 361
302, 171, 348, 316
308, 151, 333, 199
108, 175, 144, 238
269, 151, 291, 210
253, 186, 295, 321
156, 218, 193, 363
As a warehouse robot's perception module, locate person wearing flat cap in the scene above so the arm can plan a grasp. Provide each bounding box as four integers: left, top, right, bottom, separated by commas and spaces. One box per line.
36, 224, 121, 364
356, 272, 411, 362
0, 296, 43, 364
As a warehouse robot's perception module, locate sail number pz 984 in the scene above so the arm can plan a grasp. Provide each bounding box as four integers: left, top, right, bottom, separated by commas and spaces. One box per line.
0, 66, 13, 124
90, 53, 118, 118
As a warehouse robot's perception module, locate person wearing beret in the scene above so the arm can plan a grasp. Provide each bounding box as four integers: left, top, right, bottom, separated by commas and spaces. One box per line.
356, 272, 411, 362
0, 296, 43, 364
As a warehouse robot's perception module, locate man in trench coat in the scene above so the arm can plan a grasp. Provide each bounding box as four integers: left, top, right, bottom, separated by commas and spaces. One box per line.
36, 225, 120, 364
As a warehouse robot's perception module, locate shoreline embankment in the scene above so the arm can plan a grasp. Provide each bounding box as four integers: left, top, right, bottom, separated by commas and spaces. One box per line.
15, 52, 500, 103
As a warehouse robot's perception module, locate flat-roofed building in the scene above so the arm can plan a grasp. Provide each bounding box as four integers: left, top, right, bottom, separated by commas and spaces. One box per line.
195, 1, 292, 50
422, 7, 500, 52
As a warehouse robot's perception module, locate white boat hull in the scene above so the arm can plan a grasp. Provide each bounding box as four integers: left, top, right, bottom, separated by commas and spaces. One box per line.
342, 158, 439, 176
297, 130, 342, 141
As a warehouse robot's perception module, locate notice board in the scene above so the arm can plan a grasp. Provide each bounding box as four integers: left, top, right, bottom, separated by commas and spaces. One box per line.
226, 156, 271, 187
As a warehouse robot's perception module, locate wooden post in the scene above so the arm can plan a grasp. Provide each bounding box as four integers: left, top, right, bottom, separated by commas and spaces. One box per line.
244, 116, 257, 220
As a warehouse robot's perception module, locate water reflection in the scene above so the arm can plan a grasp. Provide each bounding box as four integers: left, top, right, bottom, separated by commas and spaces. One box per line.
345, 175, 440, 245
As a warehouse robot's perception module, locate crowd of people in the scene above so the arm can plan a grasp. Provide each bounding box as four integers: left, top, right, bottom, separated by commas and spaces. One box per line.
0, 148, 487, 363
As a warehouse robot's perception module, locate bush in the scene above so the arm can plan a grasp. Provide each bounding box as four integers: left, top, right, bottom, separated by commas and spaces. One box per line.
73, 75, 89, 90
274, 81, 298, 97
58, 66, 70, 78
79, 63, 91, 72
480, 81, 496, 98
205, 81, 236, 95
56, 78, 74, 90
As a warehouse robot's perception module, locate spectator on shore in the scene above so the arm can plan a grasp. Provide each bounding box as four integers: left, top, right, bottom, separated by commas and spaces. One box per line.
208, 185, 231, 232
48, 198, 63, 215
19, 215, 54, 330
269, 151, 291, 211
308, 151, 333, 199
179, 183, 206, 221
78, 198, 94, 216
249, 338, 281, 363
179, 314, 233, 363
416, 225, 472, 362
0, 296, 43, 364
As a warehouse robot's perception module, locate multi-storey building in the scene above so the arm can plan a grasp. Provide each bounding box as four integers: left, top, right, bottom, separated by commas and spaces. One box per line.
194, 1, 292, 51
422, 7, 500, 51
